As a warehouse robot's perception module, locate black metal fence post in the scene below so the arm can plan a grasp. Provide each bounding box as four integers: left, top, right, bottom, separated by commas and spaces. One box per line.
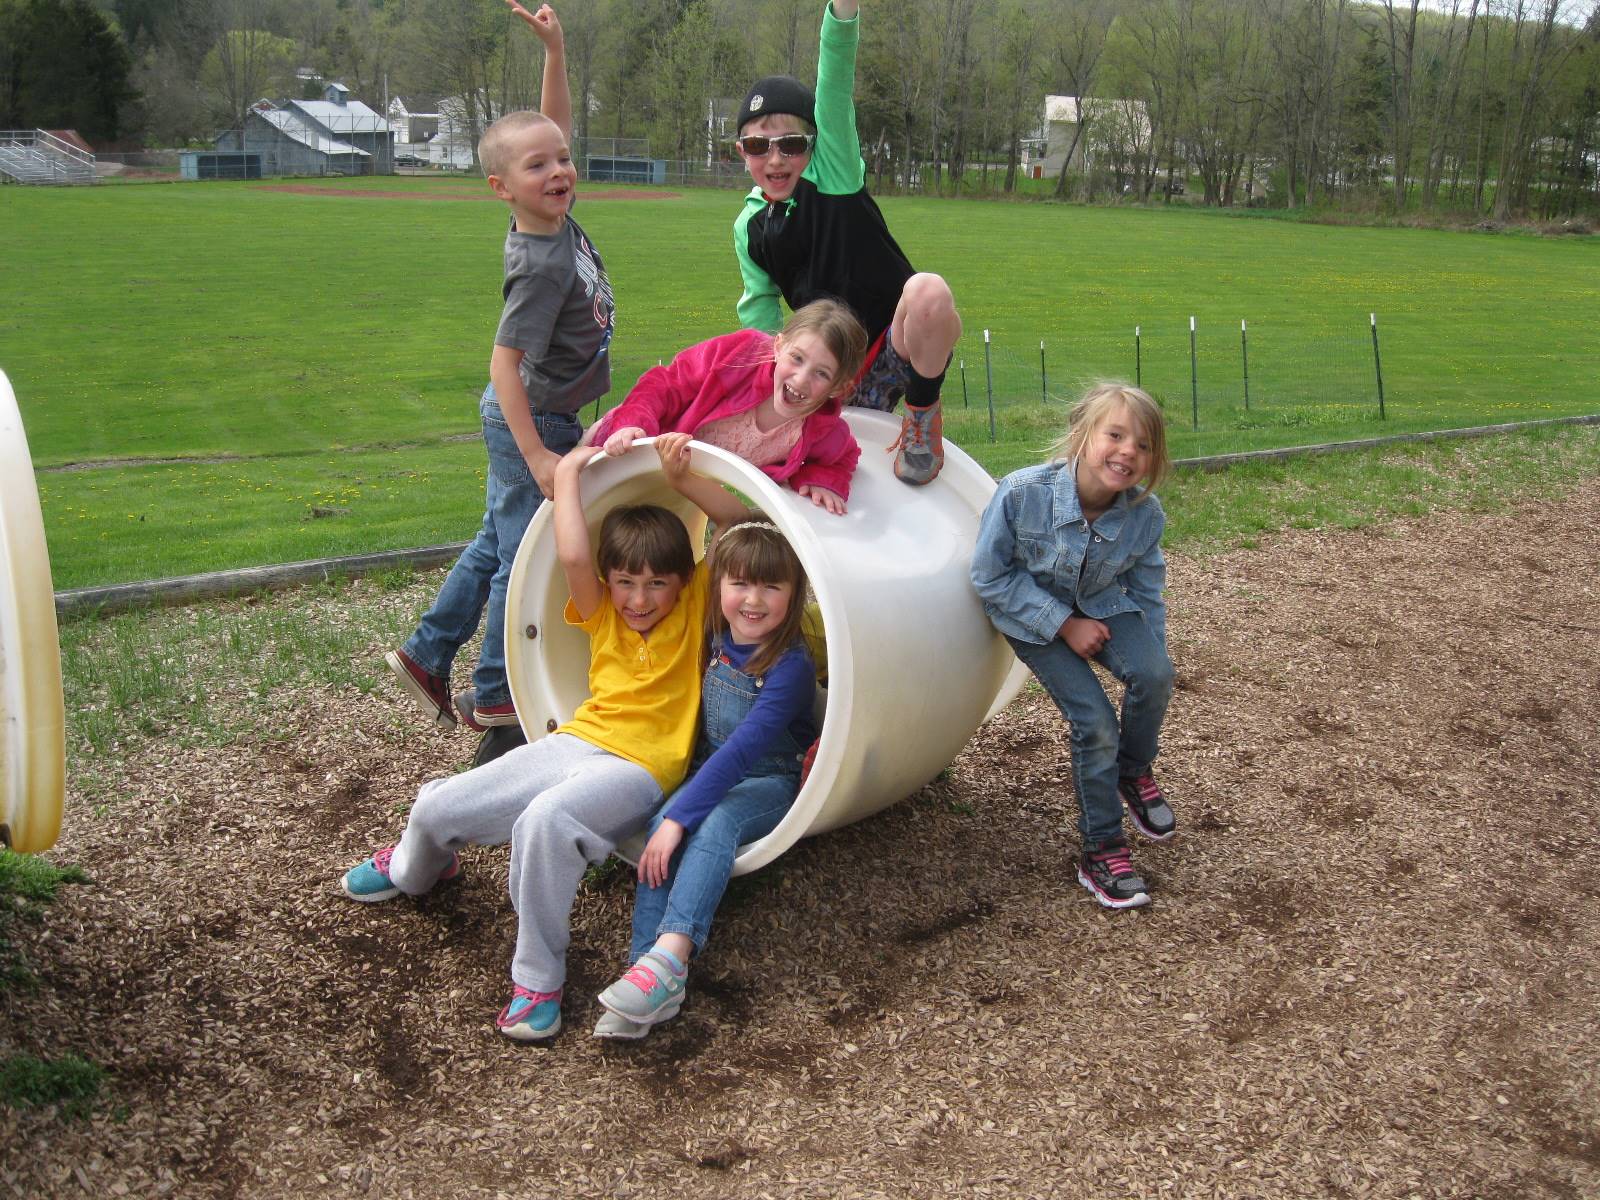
1241, 319, 1250, 411
1371, 312, 1386, 420
1135, 325, 1142, 387
959, 358, 968, 408
1189, 316, 1199, 431
1039, 340, 1047, 405
984, 329, 996, 443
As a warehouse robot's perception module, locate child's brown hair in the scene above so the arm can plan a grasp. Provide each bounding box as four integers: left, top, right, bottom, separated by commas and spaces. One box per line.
706, 516, 808, 677
596, 504, 695, 582
778, 300, 869, 399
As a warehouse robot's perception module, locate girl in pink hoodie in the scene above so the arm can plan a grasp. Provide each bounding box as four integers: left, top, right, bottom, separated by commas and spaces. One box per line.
589, 299, 868, 514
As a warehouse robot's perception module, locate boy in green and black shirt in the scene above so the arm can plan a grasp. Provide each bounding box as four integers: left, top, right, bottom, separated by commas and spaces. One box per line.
731, 0, 959, 486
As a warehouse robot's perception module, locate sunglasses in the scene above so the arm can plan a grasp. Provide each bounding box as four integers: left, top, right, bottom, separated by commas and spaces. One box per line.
736, 133, 815, 158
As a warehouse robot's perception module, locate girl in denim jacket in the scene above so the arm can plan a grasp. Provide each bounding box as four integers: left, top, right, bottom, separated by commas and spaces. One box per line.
592, 514, 817, 1037
971, 383, 1176, 909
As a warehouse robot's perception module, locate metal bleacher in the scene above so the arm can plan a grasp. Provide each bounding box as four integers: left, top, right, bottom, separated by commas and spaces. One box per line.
0, 130, 98, 185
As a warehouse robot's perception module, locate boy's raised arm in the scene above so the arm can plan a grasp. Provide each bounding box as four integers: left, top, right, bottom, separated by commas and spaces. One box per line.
555, 445, 607, 620
506, 1, 572, 142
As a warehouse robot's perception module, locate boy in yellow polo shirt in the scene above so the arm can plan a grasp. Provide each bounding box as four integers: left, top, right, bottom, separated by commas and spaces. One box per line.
340, 435, 749, 1042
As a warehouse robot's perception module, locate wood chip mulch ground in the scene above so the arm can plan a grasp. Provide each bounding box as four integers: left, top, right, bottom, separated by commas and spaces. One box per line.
4, 480, 1598, 1199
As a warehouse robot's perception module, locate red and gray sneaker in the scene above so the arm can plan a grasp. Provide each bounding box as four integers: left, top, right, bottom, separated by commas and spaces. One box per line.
1077, 840, 1151, 910
453, 688, 519, 732
889, 402, 944, 485
1119, 773, 1176, 842
384, 648, 456, 730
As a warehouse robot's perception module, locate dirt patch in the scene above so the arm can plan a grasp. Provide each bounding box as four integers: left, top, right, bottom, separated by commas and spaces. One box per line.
258, 184, 678, 202
4, 480, 1599, 1198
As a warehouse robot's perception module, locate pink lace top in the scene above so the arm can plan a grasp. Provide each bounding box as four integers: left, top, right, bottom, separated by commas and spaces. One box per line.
695, 408, 804, 467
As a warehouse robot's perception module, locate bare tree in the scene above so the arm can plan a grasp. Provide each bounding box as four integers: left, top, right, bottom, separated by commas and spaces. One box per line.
559, 0, 606, 144
1120, 0, 1187, 200
1490, 0, 1582, 218
1255, 0, 1349, 207
993, 0, 1047, 192
1177, 0, 1264, 205
203, 0, 297, 132
1377, 0, 1422, 209
859, 0, 930, 191
944, 0, 980, 191
648, 0, 744, 162
760, 0, 819, 78
1049, 0, 1113, 198
1418, 0, 1481, 209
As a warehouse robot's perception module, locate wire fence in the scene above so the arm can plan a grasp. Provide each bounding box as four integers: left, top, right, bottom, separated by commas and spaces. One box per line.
947, 315, 1389, 440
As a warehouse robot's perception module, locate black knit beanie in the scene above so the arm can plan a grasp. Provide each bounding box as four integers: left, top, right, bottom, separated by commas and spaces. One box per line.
736, 76, 817, 133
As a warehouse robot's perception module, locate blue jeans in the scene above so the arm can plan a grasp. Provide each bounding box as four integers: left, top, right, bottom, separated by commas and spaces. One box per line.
1006, 611, 1174, 847
628, 773, 798, 963
403, 385, 582, 708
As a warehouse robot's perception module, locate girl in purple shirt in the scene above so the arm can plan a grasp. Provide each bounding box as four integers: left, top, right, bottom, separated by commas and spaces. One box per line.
591, 515, 817, 1037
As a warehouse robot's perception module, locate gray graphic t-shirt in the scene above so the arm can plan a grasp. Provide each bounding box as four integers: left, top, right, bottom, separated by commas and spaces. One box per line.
493, 215, 615, 415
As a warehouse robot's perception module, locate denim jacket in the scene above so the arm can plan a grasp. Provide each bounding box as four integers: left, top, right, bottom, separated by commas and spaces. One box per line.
970, 460, 1167, 649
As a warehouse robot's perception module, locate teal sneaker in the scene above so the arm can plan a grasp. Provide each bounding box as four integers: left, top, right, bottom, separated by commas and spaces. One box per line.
339, 845, 460, 903
597, 950, 687, 1025
497, 986, 562, 1041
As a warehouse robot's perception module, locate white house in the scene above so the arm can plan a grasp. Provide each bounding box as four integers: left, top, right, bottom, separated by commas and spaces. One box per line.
1025, 95, 1151, 179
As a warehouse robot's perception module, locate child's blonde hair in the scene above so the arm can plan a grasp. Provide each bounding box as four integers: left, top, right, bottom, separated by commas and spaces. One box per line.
778, 300, 869, 399
479, 110, 559, 181
597, 505, 695, 582
707, 515, 809, 678
1050, 382, 1170, 498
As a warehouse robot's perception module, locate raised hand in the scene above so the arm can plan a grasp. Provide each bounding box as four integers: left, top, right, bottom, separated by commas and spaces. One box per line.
504, 2, 564, 50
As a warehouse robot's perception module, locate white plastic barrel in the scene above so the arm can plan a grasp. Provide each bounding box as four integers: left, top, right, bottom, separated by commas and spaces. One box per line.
506, 408, 1026, 875
0, 369, 66, 853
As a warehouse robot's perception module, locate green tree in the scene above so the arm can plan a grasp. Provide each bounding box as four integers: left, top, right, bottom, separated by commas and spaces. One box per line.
199, 25, 298, 131
0, 0, 137, 142
648, 1, 743, 162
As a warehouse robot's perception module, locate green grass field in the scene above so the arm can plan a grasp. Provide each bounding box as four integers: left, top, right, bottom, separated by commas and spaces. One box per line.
2, 176, 1595, 588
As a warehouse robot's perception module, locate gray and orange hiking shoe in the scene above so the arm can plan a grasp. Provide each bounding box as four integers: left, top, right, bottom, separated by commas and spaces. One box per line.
890, 402, 944, 485
1119, 772, 1176, 842
384, 648, 456, 730
1077, 840, 1151, 910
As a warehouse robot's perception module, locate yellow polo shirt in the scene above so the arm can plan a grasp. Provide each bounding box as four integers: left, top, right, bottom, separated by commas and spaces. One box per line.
559, 560, 710, 792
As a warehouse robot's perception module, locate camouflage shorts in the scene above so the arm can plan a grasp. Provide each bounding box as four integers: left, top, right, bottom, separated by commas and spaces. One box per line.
847, 333, 911, 413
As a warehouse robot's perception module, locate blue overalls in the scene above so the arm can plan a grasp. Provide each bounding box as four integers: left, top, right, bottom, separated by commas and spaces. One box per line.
628, 647, 815, 962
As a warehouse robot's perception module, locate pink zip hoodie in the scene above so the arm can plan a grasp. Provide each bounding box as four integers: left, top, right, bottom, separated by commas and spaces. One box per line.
590, 328, 861, 500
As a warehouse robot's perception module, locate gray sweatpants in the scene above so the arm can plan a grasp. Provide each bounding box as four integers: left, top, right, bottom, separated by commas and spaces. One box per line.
388, 733, 661, 992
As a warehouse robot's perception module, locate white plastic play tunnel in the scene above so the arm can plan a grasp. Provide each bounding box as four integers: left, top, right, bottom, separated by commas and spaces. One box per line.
0, 369, 66, 853
506, 408, 1027, 875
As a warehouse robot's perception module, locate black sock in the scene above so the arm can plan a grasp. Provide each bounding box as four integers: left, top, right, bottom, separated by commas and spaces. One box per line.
905, 362, 947, 410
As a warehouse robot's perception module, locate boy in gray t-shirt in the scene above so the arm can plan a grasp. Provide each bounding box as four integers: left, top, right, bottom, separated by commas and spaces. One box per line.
386, 3, 615, 755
